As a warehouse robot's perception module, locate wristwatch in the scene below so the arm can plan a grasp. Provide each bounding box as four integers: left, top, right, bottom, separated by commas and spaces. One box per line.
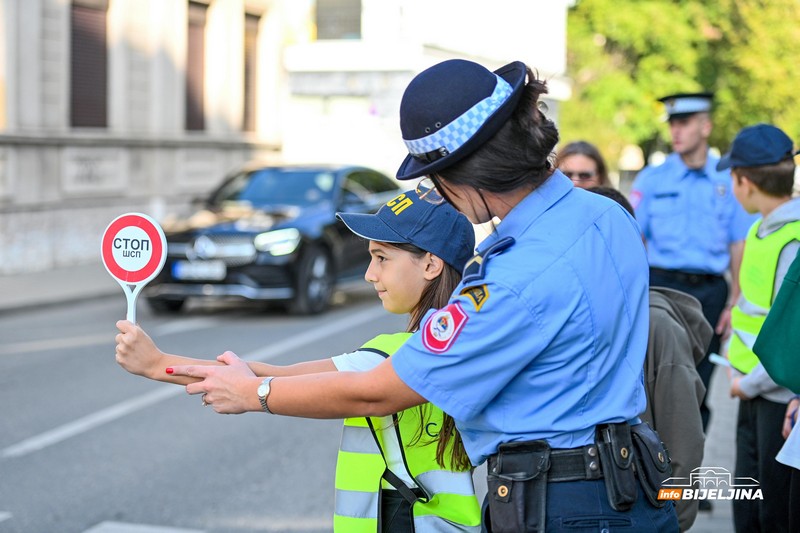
257, 377, 275, 414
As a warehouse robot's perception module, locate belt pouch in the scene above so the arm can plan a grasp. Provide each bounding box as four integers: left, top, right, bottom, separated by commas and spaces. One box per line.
630, 422, 671, 507
595, 423, 637, 511
486, 440, 550, 533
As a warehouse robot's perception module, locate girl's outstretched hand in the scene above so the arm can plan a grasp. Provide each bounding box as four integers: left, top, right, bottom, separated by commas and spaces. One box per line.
115, 320, 163, 378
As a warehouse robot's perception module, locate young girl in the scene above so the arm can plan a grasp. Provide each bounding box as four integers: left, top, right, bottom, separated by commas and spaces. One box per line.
115, 189, 481, 532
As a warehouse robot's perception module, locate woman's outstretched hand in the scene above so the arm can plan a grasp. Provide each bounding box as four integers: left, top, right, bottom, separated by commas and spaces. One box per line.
169, 351, 260, 414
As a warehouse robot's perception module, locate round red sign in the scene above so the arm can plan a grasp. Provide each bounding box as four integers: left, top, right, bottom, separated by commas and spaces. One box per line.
101, 213, 167, 284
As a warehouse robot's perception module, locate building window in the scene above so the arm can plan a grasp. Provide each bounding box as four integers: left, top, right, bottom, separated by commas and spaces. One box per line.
186, 1, 207, 131
70, 0, 109, 127
243, 14, 259, 132
316, 0, 361, 40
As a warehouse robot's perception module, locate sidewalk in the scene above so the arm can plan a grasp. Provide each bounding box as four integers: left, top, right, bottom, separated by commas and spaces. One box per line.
0, 263, 739, 531
689, 366, 738, 532
0, 262, 119, 315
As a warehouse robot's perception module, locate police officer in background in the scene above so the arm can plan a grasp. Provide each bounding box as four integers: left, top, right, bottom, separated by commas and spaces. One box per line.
630, 92, 758, 434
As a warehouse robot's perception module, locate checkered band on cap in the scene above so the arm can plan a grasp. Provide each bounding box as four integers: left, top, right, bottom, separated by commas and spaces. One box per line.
403, 75, 513, 157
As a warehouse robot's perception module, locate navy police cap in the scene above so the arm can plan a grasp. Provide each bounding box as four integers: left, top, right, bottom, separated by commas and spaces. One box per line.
658, 92, 713, 120
336, 189, 475, 272
396, 59, 527, 181
717, 123, 796, 171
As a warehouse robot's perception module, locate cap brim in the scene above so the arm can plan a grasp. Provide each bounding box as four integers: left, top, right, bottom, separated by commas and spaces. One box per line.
336, 212, 406, 243
396, 61, 528, 181
716, 153, 732, 171
665, 112, 700, 122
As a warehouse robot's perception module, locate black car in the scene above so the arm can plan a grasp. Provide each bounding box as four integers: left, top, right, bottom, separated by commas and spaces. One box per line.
144, 163, 401, 314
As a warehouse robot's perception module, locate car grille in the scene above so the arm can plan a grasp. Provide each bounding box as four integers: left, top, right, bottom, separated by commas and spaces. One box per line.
168, 235, 257, 267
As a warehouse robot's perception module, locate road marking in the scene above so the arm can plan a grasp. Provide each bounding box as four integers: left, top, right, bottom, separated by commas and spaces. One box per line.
84, 521, 204, 532
0, 318, 218, 355
151, 318, 220, 336
0, 332, 112, 355
1, 305, 382, 459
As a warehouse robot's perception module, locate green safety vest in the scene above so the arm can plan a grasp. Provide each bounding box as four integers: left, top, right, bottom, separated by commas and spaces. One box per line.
333, 333, 481, 532
729, 219, 800, 373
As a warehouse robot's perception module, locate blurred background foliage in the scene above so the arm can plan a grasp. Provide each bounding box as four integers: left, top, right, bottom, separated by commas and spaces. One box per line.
560, 0, 800, 171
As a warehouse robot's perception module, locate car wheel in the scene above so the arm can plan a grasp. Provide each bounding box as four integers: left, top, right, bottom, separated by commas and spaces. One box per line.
146, 297, 186, 314
290, 246, 334, 315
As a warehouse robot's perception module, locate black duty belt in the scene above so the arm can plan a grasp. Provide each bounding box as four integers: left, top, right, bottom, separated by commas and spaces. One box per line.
650, 267, 724, 285
548, 444, 604, 482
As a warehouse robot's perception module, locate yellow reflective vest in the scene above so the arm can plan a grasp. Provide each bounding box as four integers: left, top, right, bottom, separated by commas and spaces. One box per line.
729, 219, 800, 373
333, 333, 481, 532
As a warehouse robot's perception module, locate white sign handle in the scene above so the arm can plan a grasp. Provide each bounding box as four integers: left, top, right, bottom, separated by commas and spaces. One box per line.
117, 282, 145, 324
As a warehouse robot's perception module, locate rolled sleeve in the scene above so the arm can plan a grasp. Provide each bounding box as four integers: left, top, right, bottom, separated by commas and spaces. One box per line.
331, 350, 387, 372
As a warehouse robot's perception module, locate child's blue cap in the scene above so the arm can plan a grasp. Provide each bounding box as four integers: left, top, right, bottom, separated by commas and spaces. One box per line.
336, 189, 475, 272
717, 123, 796, 171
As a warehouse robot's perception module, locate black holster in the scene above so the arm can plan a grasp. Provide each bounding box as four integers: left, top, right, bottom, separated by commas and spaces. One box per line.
630, 422, 672, 507
486, 440, 550, 533
595, 422, 637, 511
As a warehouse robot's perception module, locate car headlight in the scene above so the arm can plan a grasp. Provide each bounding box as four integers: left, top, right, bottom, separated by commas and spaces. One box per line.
253, 228, 301, 256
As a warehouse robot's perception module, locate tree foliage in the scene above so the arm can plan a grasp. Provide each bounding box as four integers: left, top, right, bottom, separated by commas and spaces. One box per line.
561, 0, 800, 170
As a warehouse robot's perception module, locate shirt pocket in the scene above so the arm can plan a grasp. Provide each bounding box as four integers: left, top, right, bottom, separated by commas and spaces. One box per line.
648, 192, 684, 250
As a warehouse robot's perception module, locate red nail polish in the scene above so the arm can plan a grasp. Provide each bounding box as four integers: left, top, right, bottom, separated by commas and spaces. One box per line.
166, 367, 174, 374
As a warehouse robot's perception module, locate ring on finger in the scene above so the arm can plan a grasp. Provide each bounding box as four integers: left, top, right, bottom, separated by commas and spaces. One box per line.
202, 394, 208, 407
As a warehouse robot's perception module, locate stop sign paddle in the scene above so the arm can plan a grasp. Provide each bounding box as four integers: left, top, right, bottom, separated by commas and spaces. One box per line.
101, 213, 168, 323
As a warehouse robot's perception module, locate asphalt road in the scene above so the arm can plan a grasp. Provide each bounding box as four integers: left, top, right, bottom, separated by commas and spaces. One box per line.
0, 290, 405, 533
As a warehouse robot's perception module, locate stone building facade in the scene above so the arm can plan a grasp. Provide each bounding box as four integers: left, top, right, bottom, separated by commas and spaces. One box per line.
0, 0, 569, 275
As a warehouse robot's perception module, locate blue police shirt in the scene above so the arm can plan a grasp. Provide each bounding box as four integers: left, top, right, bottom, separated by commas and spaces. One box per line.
631, 151, 758, 274
391, 171, 650, 466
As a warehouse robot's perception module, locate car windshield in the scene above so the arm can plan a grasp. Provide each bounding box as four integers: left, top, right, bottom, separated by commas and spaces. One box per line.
210, 168, 337, 208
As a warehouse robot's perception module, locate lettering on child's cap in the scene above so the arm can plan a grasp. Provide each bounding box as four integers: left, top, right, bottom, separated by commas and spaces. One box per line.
336, 189, 475, 272
717, 123, 796, 171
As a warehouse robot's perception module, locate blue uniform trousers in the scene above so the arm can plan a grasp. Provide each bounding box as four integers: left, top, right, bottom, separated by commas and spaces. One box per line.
481, 479, 678, 532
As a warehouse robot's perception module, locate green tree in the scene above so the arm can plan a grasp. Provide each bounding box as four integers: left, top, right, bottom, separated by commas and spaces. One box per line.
562, 0, 800, 171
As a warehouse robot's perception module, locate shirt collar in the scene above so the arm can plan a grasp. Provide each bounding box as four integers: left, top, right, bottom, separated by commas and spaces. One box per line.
477, 170, 573, 253
667, 150, 722, 180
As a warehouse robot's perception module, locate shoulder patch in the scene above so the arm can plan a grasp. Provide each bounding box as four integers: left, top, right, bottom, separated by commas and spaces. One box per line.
629, 190, 642, 209
461, 284, 489, 311
422, 302, 468, 354
462, 236, 515, 284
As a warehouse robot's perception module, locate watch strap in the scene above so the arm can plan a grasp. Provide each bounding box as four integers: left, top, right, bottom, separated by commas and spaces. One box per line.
259, 376, 275, 414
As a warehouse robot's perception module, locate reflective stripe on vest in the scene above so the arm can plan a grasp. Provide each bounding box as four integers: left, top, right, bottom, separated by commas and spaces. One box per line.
333, 333, 481, 532
729, 220, 800, 373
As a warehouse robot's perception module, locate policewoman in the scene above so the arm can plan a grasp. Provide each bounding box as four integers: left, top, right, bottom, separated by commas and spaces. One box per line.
169, 60, 679, 532
630, 93, 758, 430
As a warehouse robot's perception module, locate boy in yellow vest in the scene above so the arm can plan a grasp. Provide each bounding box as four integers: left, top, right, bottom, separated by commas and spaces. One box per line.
718, 123, 800, 533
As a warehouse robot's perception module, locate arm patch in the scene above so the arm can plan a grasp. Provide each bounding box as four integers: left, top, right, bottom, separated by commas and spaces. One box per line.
461, 284, 489, 311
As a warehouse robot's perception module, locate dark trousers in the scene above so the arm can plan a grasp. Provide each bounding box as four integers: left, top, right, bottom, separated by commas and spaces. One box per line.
733, 397, 793, 533
649, 269, 727, 431
790, 467, 800, 532
481, 479, 679, 532
380, 489, 414, 532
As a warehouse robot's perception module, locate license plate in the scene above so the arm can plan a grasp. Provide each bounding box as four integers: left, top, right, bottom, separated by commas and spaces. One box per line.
172, 260, 227, 281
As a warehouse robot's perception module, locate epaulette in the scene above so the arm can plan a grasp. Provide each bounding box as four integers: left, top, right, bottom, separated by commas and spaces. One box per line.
462, 236, 515, 284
